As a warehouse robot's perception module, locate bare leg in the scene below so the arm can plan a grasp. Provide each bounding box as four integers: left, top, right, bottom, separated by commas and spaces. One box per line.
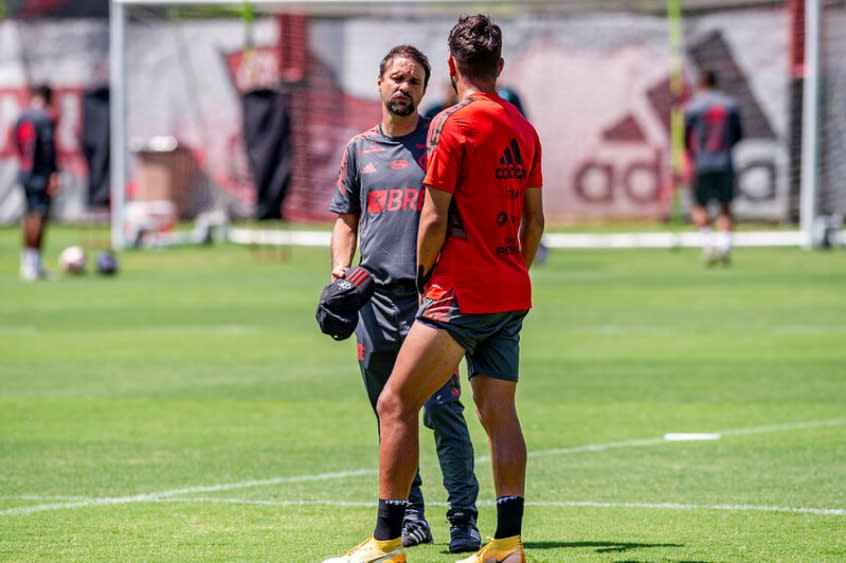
470, 375, 525, 497
690, 204, 709, 230
376, 321, 466, 500
24, 212, 45, 249
715, 203, 733, 233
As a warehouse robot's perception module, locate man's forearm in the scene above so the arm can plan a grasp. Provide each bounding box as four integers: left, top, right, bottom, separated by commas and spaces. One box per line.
330, 215, 358, 278
520, 219, 544, 269
416, 188, 451, 278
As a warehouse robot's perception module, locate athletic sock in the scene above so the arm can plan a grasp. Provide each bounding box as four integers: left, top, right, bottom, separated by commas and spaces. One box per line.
24, 249, 40, 274
716, 230, 732, 255
24, 248, 41, 271
699, 227, 713, 252
494, 495, 524, 539
374, 498, 407, 540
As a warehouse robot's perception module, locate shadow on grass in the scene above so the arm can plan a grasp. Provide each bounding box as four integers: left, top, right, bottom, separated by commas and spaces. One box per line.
614, 561, 713, 563
524, 540, 684, 553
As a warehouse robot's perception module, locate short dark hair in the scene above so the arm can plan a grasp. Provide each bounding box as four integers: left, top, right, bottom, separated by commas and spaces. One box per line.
33, 83, 53, 104
379, 45, 431, 88
700, 69, 718, 88
448, 14, 502, 82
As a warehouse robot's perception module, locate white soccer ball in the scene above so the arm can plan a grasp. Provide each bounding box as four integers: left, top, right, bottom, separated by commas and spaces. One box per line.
59, 245, 86, 274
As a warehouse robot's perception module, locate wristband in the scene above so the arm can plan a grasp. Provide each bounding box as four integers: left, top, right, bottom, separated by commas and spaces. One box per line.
416, 265, 432, 295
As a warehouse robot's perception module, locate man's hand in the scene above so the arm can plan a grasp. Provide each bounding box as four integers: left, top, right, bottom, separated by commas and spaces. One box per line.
332, 265, 348, 282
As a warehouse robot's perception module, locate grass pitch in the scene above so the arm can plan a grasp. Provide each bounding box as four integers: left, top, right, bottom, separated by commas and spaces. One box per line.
1, 226, 845, 562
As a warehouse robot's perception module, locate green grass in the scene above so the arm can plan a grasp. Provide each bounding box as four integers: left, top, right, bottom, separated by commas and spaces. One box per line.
1, 226, 845, 562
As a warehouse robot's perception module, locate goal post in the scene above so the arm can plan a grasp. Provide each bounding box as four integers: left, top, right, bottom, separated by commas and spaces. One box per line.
799, 0, 820, 249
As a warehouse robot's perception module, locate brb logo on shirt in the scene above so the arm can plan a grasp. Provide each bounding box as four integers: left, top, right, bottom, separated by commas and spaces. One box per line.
367, 188, 425, 214
496, 138, 527, 180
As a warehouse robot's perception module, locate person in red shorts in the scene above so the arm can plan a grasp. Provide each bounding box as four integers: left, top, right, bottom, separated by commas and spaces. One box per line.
323, 13, 544, 563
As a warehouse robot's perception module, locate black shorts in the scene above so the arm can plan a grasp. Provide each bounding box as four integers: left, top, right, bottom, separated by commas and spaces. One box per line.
417, 289, 528, 383
23, 184, 52, 216
693, 171, 734, 207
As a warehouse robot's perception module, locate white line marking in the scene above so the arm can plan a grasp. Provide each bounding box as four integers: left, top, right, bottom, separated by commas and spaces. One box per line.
0, 469, 374, 516
227, 228, 813, 249
162, 497, 846, 517
0, 495, 90, 501
664, 433, 722, 441
493, 417, 846, 463
718, 418, 846, 436
3, 418, 845, 517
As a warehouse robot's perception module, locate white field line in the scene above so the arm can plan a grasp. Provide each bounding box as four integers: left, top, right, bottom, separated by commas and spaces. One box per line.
3, 418, 845, 517
506, 416, 846, 463
160, 496, 846, 517
0, 469, 374, 516
226, 228, 817, 249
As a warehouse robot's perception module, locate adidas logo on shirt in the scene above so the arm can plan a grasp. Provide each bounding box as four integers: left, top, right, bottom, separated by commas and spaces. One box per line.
496, 138, 526, 179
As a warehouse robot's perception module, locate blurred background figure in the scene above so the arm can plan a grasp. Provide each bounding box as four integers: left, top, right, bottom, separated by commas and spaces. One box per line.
424, 80, 459, 119
14, 84, 60, 281
496, 85, 526, 117
684, 69, 743, 266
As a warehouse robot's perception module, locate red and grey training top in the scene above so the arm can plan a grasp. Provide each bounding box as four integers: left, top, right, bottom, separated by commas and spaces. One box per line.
330, 117, 429, 289
14, 107, 58, 189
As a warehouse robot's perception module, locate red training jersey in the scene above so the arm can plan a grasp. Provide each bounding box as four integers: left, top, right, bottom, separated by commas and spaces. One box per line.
423, 91, 543, 314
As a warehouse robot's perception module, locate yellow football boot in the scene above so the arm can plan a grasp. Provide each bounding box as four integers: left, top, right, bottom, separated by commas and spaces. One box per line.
322, 535, 406, 563
455, 535, 526, 563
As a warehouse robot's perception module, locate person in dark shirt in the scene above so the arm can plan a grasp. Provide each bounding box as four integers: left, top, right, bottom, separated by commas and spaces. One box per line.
327, 45, 481, 555
423, 81, 459, 120
14, 84, 60, 281
684, 69, 743, 265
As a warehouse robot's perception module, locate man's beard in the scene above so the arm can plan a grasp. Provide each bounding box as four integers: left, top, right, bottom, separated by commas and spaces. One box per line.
387, 97, 415, 116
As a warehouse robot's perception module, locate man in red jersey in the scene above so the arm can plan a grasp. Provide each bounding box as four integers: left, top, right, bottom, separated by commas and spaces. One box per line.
323, 14, 544, 563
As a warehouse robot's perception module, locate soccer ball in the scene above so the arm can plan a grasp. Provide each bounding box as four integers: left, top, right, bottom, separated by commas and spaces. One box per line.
95, 250, 119, 276
58, 245, 86, 274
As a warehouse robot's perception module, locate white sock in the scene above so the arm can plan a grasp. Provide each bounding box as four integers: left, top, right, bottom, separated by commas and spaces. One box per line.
699, 227, 713, 252
25, 249, 40, 272
716, 231, 732, 255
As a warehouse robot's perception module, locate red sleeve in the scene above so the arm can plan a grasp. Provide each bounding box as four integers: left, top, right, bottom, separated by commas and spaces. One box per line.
14, 118, 36, 171
423, 114, 461, 194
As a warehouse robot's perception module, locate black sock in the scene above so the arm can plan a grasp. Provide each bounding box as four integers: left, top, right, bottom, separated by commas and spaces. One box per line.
374, 499, 408, 540
494, 495, 524, 539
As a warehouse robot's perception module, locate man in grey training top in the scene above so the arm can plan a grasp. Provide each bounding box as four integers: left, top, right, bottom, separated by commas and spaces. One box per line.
328, 44, 480, 554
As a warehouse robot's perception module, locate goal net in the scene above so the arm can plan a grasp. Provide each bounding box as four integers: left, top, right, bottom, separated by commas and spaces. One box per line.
0, 1, 830, 247
818, 2, 846, 226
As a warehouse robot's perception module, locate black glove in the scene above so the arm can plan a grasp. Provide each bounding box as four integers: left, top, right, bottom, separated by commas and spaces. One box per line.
416, 265, 433, 295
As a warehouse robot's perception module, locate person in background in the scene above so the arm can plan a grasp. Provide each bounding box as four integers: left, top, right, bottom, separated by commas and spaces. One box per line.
14, 83, 60, 281
423, 80, 459, 120
684, 69, 743, 265
327, 44, 481, 555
